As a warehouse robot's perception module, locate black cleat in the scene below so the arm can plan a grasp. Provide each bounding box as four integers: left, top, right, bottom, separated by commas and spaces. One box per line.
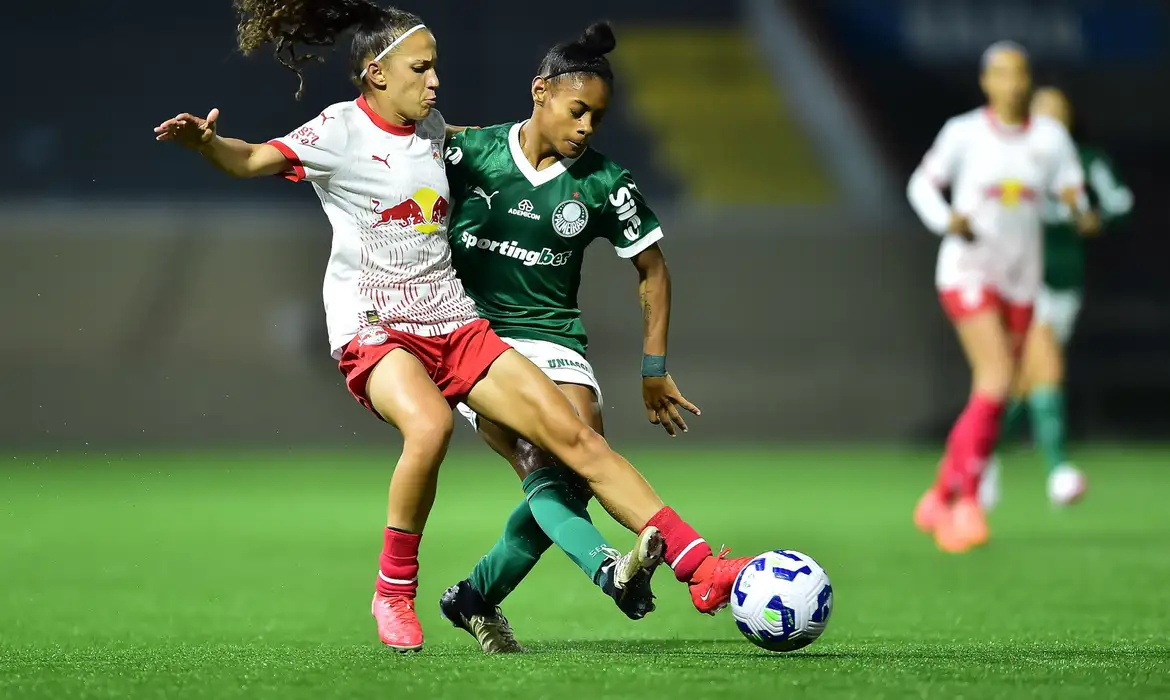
597, 526, 665, 620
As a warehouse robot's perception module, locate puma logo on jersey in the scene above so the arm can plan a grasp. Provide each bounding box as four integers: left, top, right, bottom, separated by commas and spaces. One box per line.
508, 199, 542, 221
609, 183, 643, 241
319, 112, 334, 124
445, 146, 463, 165
459, 232, 572, 267
371, 154, 393, 170
472, 187, 499, 209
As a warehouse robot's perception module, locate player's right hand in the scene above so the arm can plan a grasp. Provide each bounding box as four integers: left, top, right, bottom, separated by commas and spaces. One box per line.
154, 109, 220, 149
1075, 210, 1102, 237
948, 213, 975, 242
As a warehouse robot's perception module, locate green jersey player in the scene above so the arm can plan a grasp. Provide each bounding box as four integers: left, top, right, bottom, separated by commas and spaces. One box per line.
981, 86, 1133, 511
438, 23, 734, 654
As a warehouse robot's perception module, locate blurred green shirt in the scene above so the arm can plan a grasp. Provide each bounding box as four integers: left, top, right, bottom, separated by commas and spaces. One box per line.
1043, 145, 1132, 290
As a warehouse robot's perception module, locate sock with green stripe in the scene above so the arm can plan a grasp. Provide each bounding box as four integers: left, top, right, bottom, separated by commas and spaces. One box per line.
1027, 384, 1068, 476
523, 467, 612, 584
468, 500, 552, 607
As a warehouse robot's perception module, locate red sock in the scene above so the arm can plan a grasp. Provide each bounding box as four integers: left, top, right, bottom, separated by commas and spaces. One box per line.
375, 528, 421, 598
646, 507, 712, 582
939, 393, 1005, 499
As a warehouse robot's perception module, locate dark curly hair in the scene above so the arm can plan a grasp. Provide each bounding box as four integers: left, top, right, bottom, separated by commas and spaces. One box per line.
234, 0, 424, 99
538, 21, 617, 88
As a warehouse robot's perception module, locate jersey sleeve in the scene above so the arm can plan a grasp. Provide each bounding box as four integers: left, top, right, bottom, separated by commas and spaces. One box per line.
443, 127, 472, 195
267, 107, 349, 183
918, 118, 965, 186
907, 118, 963, 235
599, 170, 663, 259
1086, 152, 1134, 222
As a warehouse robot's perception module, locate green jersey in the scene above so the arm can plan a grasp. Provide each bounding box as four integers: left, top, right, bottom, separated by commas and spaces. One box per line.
1043, 145, 1132, 290
444, 122, 663, 356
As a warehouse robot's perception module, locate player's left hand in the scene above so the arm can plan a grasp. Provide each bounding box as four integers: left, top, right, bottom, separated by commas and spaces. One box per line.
642, 374, 700, 437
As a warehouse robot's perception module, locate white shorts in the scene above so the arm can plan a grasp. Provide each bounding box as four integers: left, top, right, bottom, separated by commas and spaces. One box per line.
1034, 286, 1083, 345
455, 337, 602, 430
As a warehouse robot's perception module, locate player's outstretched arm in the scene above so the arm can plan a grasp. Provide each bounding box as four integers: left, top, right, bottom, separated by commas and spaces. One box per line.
633, 244, 700, 437
154, 108, 288, 178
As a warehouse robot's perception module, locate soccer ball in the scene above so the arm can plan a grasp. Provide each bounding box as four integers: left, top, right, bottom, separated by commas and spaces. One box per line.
730, 550, 833, 652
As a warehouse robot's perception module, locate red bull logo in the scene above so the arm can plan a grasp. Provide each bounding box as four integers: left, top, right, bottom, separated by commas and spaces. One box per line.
984, 179, 1036, 207
372, 187, 449, 234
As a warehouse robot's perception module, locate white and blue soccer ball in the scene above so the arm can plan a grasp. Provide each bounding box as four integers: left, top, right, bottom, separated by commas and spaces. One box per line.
730, 549, 833, 652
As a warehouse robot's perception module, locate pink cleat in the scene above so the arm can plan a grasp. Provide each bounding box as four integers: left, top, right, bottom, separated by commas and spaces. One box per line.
689, 547, 754, 615
934, 497, 989, 554
371, 594, 423, 652
914, 486, 949, 534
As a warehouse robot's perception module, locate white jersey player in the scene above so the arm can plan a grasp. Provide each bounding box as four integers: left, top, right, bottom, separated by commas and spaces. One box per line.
907, 41, 1088, 556
153, 4, 726, 655
909, 105, 1084, 331
268, 97, 478, 355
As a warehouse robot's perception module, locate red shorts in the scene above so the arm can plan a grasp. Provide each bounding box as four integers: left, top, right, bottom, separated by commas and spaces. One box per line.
939, 286, 1034, 353
337, 319, 510, 418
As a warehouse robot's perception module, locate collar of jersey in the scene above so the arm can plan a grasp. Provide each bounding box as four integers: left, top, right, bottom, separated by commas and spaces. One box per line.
509, 121, 581, 188
356, 96, 417, 136
983, 107, 1031, 136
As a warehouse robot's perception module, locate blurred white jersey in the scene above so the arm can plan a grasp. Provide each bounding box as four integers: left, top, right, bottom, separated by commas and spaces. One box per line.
269, 98, 478, 358
908, 108, 1083, 304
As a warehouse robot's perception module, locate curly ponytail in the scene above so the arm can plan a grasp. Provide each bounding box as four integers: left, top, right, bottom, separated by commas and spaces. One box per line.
234, 0, 423, 99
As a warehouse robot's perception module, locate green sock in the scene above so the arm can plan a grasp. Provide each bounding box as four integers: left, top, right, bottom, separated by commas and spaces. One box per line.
1027, 384, 1067, 476
1000, 398, 1026, 443
468, 500, 552, 607
523, 468, 611, 584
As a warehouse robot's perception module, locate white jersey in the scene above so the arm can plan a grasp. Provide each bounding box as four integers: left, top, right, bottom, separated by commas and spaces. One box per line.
907, 108, 1084, 303
269, 97, 478, 358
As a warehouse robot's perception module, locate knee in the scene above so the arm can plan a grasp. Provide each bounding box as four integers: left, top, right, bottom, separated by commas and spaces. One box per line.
1034, 352, 1065, 386
561, 424, 611, 474
973, 359, 1015, 400
513, 439, 556, 478
400, 408, 454, 457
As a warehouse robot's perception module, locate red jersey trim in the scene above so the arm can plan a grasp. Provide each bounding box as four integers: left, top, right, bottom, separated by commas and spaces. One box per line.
266, 140, 306, 182
983, 107, 1031, 136
356, 95, 416, 136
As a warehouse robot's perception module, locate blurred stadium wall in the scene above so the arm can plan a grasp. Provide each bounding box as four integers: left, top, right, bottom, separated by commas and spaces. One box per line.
1, 0, 1166, 449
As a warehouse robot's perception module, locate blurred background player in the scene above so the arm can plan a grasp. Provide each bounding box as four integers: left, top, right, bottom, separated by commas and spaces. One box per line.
979, 86, 1134, 511
154, 0, 740, 653
907, 42, 1088, 553
434, 22, 722, 654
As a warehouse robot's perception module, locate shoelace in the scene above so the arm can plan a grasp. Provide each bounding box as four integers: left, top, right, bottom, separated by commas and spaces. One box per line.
599, 545, 623, 561
376, 597, 416, 623
598, 546, 631, 587
472, 608, 520, 651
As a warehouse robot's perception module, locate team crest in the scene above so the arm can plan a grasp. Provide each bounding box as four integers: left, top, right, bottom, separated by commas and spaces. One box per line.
358, 325, 389, 346
431, 139, 445, 166
551, 199, 589, 238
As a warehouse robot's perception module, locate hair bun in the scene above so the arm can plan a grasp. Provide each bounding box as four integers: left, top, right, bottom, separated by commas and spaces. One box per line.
579, 21, 616, 56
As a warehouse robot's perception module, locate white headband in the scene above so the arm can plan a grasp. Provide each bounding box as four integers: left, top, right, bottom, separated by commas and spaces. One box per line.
359, 24, 427, 80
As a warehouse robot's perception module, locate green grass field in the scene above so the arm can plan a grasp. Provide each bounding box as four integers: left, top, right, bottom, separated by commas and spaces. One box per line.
2, 447, 1168, 699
